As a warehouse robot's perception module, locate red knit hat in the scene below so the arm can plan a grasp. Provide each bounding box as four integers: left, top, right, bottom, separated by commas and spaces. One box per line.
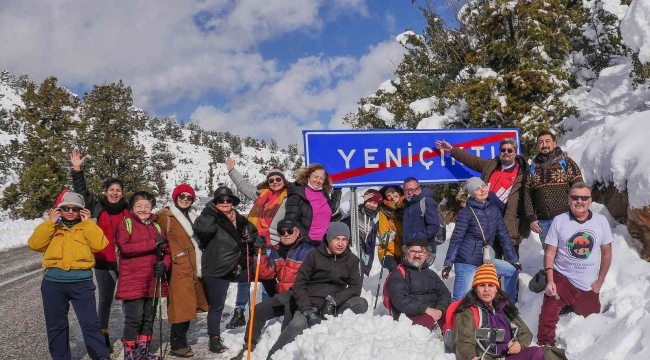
363, 189, 382, 205
172, 184, 195, 201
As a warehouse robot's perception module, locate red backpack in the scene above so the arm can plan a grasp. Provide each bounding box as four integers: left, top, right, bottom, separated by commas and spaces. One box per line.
442, 300, 484, 353
382, 264, 406, 315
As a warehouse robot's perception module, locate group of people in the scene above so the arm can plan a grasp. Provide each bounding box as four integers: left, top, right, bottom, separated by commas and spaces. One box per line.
26, 130, 613, 360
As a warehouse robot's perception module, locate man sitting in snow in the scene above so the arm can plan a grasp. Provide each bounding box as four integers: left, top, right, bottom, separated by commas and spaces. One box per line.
386, 237, 451, 330
230, 219, 313, 360
537, 182, 613, 346
265, 222, 368, 358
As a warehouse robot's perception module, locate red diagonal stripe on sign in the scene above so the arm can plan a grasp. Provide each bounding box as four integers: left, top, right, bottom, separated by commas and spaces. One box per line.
329, 132, 516, 183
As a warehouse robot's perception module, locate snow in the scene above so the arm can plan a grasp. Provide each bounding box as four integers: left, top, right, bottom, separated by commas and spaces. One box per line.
620, 0, 650, 62
0, 218, 43, 251
396, 31, 417, 46
361, 104, 395, 126
377, 80, 397, 94
409, 96, 438, 115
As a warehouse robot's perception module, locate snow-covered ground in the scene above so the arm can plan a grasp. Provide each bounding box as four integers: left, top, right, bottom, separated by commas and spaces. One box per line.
0, 218, 42, 251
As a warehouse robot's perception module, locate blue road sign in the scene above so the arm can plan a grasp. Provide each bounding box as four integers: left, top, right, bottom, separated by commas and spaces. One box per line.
303, 129, 520, 187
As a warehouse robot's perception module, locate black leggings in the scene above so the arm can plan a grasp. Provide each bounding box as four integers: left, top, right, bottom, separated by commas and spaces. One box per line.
122, 298, 158, 341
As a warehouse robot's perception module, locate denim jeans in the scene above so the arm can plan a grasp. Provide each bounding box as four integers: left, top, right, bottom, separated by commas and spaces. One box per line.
452, 260, 519, 302
539, 220, 552, 249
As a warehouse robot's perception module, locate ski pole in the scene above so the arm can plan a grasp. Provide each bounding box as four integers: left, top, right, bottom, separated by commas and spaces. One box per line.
247, 247, 263, 360
158, 276, 164, 359
245, 228, 251, 313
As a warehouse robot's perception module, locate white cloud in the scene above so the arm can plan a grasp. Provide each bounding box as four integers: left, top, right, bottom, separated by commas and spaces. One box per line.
191, 39, 406, 148
385, 12, 397, 33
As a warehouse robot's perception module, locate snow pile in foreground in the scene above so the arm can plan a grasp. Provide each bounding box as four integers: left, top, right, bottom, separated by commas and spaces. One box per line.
0, 218, 43, 251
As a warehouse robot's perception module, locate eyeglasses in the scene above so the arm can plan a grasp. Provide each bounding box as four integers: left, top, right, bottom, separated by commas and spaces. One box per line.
405, 187, 420, 194
217, 198, 233, 204
134, 205, 152, 211
569, 195, 591, 201
177, 194, 194, 201
407, 250, 427, 256
268, 177, 283, 184
279, 228, 294, 236
60, 206, 81, 213
500, 148, 514, 154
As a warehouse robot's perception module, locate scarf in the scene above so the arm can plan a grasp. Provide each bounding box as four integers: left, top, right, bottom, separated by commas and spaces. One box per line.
99, 197, 129, 215
169, 204, 202, 277
248, 189, 287, 243
381, 197, 405, 221
61, 218, 81, 229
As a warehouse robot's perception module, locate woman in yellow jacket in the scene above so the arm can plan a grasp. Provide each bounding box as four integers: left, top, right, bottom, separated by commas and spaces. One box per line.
377, 186, 405, 272
28, 191, 110, 360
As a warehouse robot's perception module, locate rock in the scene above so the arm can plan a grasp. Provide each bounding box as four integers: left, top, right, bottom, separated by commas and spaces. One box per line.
591, 182, 629, 223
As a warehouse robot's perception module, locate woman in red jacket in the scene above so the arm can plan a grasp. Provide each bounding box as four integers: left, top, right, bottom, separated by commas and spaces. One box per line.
115, 191, 171, 360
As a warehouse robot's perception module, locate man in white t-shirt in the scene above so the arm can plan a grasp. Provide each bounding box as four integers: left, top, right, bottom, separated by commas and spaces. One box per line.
537, 182, 613, 346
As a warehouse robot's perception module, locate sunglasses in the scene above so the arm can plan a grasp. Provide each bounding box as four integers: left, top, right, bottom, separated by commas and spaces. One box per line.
279, 228, 294, 236
60, 206, 81, 213
500, 148, 515, 154
217, 197, 233, 204
268, 177, 283, 184
570, 195, 591, 201
177, 194, 194, 201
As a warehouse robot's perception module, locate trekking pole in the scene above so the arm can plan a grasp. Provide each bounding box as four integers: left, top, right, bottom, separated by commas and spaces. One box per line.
373, 232, 392, 310
153, 236, 167, 359
247, 247, 263, 360
245, 228, 251, 314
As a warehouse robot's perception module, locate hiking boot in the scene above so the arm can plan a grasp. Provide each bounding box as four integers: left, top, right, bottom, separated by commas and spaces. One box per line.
103, 332, 113, 353
209, 336, 228, 354
226, 308, 246, 329
138, 335, 161, 360
559, 305, 574, 316
123, 340, 138, 360
169, 347, 194, 358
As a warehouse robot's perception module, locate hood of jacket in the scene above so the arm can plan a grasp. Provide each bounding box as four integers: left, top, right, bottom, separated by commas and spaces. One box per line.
466, 197, 491, 210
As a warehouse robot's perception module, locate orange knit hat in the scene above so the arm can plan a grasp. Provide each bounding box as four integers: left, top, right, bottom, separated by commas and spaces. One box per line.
472, 263, 500, 288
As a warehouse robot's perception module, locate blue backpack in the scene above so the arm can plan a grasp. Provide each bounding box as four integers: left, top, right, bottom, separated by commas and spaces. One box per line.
530, 157, 566, 176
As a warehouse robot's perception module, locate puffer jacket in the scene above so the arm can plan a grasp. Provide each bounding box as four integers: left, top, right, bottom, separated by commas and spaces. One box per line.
284, 182, 341, 244
377, 199, 404, 261
71, 170, 129, 266
193, 202, 259, 279
28, 219, 109, 270
402, 188, 440, 251
386, 258, 451, 317
444, 198, 518, 268
259, 238, 313, 293
292, 240, 362, 312
115, 212, 171, 300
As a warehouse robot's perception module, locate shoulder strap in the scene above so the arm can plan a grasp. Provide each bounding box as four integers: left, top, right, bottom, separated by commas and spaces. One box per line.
559, 158, 567, 172
468, 207, 487, 246
530, 164, 536, 177
419, 197, 426, 217
125, 218, 132, 234
153, 222, 162, 235
397, 264, 406, 278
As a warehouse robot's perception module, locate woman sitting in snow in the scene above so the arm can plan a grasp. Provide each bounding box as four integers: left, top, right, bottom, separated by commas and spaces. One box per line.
452, 263, 567, 360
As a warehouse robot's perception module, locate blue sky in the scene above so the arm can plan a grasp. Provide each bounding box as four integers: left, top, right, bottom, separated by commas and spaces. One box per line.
0, 0, 454, 147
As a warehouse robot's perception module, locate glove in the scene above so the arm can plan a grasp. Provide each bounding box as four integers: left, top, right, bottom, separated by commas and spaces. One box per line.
155, 236, 168, 245
513, 262, 522, 272
153, 263, 167, 277
441, 266, 451, 280
242, 231, 255, 244
303, 308, 322, 327
253, 235, 266, 251
321, 295, 337, 317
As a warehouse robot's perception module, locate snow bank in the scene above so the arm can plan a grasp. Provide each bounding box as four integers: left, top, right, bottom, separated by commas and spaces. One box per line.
621, 0, 650, 62
0, 218, 43, 251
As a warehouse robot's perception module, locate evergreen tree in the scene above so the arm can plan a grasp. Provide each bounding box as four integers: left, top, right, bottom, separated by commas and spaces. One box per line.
270, 138, 279, 152
207, 163, 215, 196
77, 81, 158, 195
287, 143, 298, 158
1, 77, 80, 217
228, 134, 243, 155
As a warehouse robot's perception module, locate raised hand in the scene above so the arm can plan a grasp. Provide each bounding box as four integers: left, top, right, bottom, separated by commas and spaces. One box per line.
69, 149, 87, 171
225, 158, 235, 172
435, 139, 453, 152
48, 208, 61, 223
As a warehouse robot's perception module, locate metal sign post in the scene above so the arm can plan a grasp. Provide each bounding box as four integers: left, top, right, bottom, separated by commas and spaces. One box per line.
348, 187, 362, 276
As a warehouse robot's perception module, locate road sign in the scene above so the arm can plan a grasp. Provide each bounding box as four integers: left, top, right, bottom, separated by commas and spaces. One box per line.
303, 128, 520, 187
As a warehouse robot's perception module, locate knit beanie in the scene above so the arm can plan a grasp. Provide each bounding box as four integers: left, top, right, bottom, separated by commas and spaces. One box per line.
56, 191, 85, 209
363, 189, 382, 205
465, 177, 487, 194
266, 167, 286, 181
472, 263, 500, 288
326, 222, 350, 243
172, 184, 196, 201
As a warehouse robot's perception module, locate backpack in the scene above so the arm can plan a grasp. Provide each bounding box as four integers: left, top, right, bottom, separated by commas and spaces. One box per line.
530, 157, 567, 177
418, 198, 447, 245
382, 264, 406, 316
124, 217, 162, 235
442, 300, 487, 353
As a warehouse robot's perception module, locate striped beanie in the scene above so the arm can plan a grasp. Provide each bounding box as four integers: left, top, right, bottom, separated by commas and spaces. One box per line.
472, 263, 500, 288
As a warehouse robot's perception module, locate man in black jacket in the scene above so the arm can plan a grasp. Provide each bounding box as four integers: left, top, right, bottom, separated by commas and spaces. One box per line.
386, 237, 451, 331
266, 222, 367, 358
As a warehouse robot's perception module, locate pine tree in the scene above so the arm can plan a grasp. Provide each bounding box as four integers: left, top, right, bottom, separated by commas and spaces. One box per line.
77, 81, 159, 195
270, 138, 279, 152
207, 163, 215, 196
1, 77, 80, 217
